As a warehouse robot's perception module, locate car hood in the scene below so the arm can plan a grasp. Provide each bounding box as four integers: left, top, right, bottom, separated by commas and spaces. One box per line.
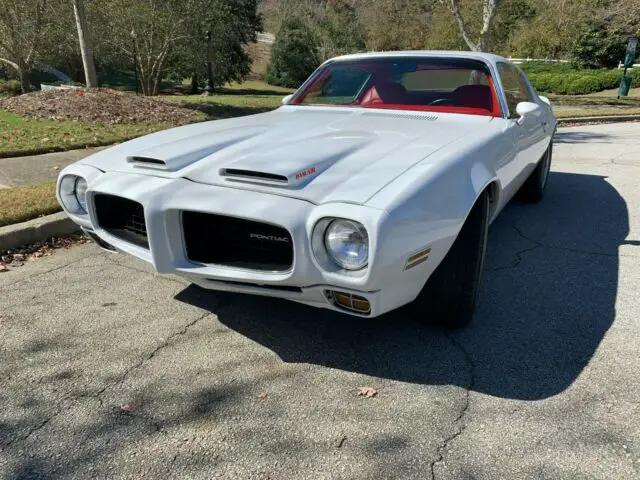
80, 106, 495, 205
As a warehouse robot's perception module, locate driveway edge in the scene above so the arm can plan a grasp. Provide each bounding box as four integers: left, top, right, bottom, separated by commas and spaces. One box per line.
0, 212, 79, 252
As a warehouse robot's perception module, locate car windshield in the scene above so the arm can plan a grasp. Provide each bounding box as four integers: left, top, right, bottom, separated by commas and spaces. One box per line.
292, 56, 500, 117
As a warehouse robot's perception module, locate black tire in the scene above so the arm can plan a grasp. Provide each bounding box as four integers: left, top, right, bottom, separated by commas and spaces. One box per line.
410, 192, 490, 328
517, 142, 552, 203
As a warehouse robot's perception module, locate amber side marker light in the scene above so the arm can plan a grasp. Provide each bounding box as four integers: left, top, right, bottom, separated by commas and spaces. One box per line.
404, 248, 432, 270
325, 290, 371, 315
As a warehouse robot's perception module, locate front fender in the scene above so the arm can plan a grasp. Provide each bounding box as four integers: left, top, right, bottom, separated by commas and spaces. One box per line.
365, 134, 503, 303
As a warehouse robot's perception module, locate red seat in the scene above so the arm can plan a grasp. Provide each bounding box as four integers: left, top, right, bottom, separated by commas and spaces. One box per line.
452, 85, 493, 111
374, 82, 409, 104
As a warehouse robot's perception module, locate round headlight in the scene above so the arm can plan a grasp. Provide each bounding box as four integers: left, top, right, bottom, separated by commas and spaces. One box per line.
75, 177, 88, 212
59, 175, 88, 215
324, 219, 369, 270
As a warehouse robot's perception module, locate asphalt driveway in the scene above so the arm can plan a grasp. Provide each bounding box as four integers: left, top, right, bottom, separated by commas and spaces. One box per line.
1, 123, 639, 479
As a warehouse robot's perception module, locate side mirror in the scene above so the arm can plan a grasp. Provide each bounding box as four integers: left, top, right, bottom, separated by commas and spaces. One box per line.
281, 94, 294, 105
515, 101, 541, 124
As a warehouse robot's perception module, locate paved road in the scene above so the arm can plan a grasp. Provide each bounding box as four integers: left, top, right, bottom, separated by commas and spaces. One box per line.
0, 147, 105, 189
1, 123, 639, 479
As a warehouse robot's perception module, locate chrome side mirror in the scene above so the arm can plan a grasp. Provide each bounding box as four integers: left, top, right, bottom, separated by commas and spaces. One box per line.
281, 94, 294, 105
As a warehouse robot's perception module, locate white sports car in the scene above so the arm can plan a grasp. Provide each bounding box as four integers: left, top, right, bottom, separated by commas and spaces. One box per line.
57, 51, 556, 327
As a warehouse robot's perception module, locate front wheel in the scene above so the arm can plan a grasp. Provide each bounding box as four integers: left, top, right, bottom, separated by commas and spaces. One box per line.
410, 192, 490, 328
518, 143, 552, 203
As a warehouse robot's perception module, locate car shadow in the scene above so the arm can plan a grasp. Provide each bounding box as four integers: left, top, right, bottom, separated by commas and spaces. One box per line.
175, 171, 626, 400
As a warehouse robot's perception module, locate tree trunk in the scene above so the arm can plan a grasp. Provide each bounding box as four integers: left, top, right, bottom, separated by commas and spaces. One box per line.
190, 74, 199, 94
72, 0, 98, 88
19, 68, 31, 94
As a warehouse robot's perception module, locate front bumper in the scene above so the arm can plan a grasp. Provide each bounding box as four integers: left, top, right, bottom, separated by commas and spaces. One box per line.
58, 168, 439, 317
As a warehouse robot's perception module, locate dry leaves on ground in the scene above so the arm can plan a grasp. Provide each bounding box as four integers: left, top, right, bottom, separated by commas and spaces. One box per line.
0, 88, 200, 125
357, 387, 378, 398
0, 234, 88, 270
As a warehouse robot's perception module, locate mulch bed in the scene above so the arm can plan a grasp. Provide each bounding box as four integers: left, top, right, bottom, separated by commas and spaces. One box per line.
0, 88, 200, 125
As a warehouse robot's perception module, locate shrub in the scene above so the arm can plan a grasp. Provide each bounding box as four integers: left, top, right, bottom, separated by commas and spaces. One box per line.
519, 62, 575, 74
266, 18, 320, 89
567, 76, 603, 95
0, 79, 21, 96
527, 69, 634, 95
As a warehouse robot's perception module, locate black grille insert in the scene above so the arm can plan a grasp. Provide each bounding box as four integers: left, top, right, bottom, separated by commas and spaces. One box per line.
182, 212, 293, 271
94, 194, 148, 248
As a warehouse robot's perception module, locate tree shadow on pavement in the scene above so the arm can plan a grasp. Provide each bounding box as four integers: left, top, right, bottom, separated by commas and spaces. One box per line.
553, 130, 616, 144
175, 171, 626, 400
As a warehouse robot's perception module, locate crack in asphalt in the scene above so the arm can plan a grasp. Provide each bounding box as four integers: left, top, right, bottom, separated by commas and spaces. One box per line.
487, 222, 631, 273
511, 223, 623, 258
110, 311, 212, 394
430, 331, 475, 480
3, 312, 211, 449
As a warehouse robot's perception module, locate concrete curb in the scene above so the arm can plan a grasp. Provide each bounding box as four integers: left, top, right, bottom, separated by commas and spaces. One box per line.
0, 212, 80, 252
558, 115, 640, 125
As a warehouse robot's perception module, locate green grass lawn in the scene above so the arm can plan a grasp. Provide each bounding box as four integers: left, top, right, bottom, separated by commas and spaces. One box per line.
161, 81, 294, 120
0, 110, 174, 157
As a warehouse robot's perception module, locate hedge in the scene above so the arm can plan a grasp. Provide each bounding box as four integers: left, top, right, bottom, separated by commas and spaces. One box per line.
527, 69, 640, 95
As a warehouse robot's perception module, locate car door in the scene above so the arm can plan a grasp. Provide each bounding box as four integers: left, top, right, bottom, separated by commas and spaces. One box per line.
497, 62, 548, 200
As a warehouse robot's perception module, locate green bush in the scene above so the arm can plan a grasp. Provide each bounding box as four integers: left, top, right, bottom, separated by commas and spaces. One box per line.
519, 62, 575, 74
266, 18, 320, 89
527, 68, 637, 95
0, 79, 21, 96
566, 76, 603, 95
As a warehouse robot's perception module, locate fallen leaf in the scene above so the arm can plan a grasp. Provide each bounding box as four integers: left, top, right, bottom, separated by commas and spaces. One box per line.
120, 404, 136, 413
258, 391, 268, 399
357, 387, 378, 398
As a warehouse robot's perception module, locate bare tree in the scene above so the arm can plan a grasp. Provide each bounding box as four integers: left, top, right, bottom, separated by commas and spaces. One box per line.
92, 0, 199, 96
438, 0, 500, 52
72, 0, 98, 87
0, 0, 53, 93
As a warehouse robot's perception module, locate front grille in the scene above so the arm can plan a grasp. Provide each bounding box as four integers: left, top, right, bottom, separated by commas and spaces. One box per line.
94, 194, 149, 249
182, 212, 293, 272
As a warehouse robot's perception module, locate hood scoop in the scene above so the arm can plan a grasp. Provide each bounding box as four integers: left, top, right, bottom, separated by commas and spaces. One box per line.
127, 156, 168, 169
220, 168, 289, 185
126, 125, 268, 172
217, 132, 374, 189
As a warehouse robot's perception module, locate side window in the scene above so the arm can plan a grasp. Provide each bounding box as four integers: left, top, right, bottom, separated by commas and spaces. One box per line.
498, 63, 533, 117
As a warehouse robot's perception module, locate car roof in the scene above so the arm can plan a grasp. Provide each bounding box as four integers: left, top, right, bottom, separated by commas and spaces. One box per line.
327, 50, 509, 67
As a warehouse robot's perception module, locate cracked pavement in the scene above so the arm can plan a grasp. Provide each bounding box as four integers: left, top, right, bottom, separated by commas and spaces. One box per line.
1, 122, 639, 479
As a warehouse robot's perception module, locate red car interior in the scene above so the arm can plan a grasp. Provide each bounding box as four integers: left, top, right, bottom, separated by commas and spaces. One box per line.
293, 57, 503, 117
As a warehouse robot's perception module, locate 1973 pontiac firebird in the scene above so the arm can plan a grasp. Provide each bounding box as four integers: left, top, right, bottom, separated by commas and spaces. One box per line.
57, 51, 556, 327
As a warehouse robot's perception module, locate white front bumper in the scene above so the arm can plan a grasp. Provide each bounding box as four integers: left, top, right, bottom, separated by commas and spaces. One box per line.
60, 169, 439, 317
